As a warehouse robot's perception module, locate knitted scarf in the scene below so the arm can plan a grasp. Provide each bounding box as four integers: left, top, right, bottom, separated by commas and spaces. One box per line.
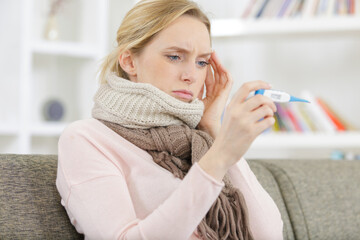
92, 72, 204, 129
92, 73, 253, 240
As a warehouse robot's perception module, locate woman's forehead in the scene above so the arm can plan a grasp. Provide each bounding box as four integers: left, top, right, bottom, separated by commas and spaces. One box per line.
150, 16, 211, 51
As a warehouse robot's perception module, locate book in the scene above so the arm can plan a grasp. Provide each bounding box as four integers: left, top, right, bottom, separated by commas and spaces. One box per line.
256, 0, 271, 18
273, 111, 287, 131
356, 0, 360, 15
278, 0, 293, 17
276, 103, 296, 131
263, 0, 287, 18
297, 103, 318, 131
349, 0, 355, 14
317, 97, 358, 131
241, 0, 258, 19
283, 0, 299, 17
338, 0, 348, 15
293, 0, 306, 17
317, 0, 330, 16
272, 112, 281, 131
316, 97, 346, 131
288, 102, 313, 132
300, 90, 337, 133
302, 0, 316, 17
249, 0, 268, 18
326, 0, 336, 16
283, 103, 303, 132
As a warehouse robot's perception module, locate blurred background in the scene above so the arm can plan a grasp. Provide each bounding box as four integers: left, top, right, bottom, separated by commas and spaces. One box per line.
1, 0, 359, 160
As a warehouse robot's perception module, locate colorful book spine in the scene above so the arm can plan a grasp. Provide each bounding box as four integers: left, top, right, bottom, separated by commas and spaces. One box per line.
283, 104, 303, 132
288, 103, 312, 132
276, 103, 296, 131
273, 111, 287, 132
300, 90, 337, 133
273, 112, 281, 131
256, 0, 271, 18
356, 0, 360, 15
297, 103, 317, 132
241, 0, 257, 19
278, 0, 292, 17
316, 97, 346, 131
240, 0, 358, 19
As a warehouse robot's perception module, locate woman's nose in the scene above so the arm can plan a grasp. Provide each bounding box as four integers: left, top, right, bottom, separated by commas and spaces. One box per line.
180, 64, 197, 84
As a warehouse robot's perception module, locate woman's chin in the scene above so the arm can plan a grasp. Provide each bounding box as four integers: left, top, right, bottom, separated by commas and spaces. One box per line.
174, 95, 193, 103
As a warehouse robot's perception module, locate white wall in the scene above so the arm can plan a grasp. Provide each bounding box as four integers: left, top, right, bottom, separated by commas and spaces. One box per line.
0, 0, 22, 124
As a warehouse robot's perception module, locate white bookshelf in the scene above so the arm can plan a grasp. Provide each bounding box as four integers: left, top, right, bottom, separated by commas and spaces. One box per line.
32, 41, 100, 58
30, 123, 68, 137
211, 16, 360, 37
0, 0, 109, 154
245, 132, 360, 160
208, 11, 360, 159
252, 132, 360, 149
0, 125, 19, 136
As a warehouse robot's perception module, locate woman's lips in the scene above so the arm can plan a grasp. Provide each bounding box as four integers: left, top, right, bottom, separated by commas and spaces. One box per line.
172, 90, 193, 100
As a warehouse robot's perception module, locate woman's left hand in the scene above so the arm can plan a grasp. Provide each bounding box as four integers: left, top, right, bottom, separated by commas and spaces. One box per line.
197, 52, 233, 139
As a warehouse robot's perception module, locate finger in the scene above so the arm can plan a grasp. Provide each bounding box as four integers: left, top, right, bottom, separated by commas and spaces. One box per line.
205, 64, 215, 93
211, 51, 222, 71
249, 104, 275, 123
244, 94, 277, 113
253, 116, 275, 135
219, 64, 232, 86
210, 52, 230, 88
210, 52, 221, 81
232, 80, 272, 104
214, 53, 234, 88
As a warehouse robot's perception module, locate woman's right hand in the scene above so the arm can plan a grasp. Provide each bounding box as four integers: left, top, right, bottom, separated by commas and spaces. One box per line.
198, 81, 277, 182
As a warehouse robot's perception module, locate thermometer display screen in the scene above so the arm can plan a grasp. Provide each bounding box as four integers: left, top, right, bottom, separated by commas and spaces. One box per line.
271, 93, 281, 100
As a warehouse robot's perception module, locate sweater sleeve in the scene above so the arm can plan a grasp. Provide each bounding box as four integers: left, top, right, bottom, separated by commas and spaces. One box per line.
56, 121, 224, 240
227, 158, 284, 240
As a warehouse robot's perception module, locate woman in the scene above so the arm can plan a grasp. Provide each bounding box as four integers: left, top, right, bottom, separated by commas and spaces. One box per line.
56, 0, 283, 239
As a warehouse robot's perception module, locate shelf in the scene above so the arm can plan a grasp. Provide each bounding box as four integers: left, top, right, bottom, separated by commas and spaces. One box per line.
0, 125, 19, 136
211, 16, 360, 37
32, 41, 100, 59
30, 122, 68, 136
251, 132, 360, 149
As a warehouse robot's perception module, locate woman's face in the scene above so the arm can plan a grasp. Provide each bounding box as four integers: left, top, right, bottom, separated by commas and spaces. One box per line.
131, 15, 212, 103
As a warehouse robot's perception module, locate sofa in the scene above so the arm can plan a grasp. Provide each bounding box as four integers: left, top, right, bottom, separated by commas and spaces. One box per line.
0, 154, 359, 240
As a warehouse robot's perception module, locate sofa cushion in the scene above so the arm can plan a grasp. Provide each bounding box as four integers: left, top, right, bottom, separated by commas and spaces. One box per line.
259, 159, 360, 240
249, 160, 295, 240
0, 154, 83, 240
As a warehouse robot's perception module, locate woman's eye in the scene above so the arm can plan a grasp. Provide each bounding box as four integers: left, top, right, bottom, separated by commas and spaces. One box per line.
167, 55, 180, 61
197, 60, 209, 67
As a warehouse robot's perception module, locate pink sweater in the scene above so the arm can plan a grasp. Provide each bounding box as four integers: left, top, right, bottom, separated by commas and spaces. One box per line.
56, 119, 283, 240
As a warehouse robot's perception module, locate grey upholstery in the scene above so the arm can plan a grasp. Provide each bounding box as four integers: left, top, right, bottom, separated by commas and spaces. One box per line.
255, 160, 360, 240
0, 154, 83, 240
0, 154, 359, 239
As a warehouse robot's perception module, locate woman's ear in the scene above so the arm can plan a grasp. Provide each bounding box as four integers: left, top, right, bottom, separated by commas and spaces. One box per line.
118, 50, 137, 78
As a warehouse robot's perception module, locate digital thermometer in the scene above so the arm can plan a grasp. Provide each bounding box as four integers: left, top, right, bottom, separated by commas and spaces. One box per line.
254, 89, 310, 103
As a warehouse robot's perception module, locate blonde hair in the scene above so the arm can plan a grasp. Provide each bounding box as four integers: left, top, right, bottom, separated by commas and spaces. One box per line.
98, 0, 211, 84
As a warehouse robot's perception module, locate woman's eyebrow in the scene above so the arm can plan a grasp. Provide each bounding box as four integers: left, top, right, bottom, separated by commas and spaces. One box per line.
163, 46, 212, 57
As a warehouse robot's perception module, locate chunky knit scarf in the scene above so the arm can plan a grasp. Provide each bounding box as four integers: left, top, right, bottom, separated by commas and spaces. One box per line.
92, 73, 253, 240
92, 72, 204, 129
